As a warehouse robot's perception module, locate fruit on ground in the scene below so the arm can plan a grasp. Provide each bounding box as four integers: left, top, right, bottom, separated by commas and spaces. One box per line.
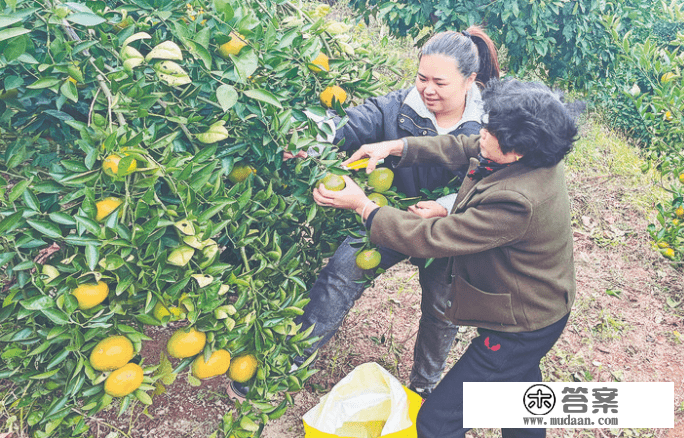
355, 249, 381, 270
167, 327, 206, 358
320, 173, 345, 191
367, 192, 388, 207
228, 163, 256, 184
104, 363, 144, 397
218, 32, 247, 57
103, 154, 137, 176
228, 354, 258, 383
192, 349, 232, 379
153, 302, 183, 321
72, 281, 109, 310
368, 168, 394, 193
320, 85, 347, 108
95, 197, 123, 222
90, 336, 135, 371
309, 52, 329, 73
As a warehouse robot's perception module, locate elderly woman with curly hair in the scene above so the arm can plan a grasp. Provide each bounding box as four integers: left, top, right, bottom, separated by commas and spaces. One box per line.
313, 78, 579, 438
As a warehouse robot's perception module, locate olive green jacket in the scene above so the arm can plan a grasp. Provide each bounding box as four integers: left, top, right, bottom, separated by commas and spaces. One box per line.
370, 134, 575, 332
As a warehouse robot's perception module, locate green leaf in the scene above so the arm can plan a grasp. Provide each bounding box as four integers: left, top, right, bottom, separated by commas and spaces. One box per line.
26, 219, 63, 239
21, 295, 55, 310
8, 179, 30, 202
135, 389, 153, 405
0, 252, 15, 267
74, 216, 100, 235
232, 49, 258, 81
66, 13, 106, 26
0, 27, 30, 43
41, 308, 69, 325
0, 16, 23, 28
85, 244, 99, 271
27, 77, 61, 89
0, 211, 23, 234
216, 84, 238, 112
244, 89, 282, 109
60, 80, 78, 103
48, 212, 76, 226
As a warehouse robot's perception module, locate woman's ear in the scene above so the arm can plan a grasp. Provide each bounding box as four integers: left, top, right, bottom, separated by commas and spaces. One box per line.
465, 72, 477, 91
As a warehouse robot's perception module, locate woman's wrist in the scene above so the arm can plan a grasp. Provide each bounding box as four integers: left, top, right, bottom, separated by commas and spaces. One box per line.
356, 198, 378, 220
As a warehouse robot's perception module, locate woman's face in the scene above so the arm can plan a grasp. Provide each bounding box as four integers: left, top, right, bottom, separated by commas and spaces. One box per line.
479, 127, 520, 164
415, 54, 475, 117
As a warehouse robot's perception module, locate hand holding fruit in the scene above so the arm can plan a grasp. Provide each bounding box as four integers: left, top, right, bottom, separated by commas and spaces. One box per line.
408, 201, 448, 218
313, 176, 378, 218
342, 139, 404, 173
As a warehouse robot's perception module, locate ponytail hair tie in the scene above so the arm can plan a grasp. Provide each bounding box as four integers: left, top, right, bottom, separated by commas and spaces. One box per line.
462, 30, 472, 39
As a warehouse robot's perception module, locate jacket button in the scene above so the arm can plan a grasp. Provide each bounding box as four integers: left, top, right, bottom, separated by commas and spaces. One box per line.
446, 300, 452, 308
422, 130, 427, 135
399, 118, 405, 123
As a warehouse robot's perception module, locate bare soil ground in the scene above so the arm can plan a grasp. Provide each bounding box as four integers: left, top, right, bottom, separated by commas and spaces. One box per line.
87, 124, 684, 438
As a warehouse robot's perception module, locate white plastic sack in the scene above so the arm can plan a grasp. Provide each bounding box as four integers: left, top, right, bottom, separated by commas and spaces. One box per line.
303, 362, 412, 438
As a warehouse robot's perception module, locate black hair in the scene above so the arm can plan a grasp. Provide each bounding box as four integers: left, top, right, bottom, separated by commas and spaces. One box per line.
419, 26, 500, 87
481, 79, 582, 168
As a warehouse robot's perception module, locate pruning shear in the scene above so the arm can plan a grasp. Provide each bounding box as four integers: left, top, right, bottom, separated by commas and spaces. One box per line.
342, 158, 384, 170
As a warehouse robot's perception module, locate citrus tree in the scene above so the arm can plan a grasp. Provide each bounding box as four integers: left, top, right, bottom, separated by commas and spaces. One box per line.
0, 0, 395, 436
605, 4, 684, 264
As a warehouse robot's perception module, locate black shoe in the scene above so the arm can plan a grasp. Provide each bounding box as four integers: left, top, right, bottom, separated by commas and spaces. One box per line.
409, 384, 433, 399
229, 380, 249, 399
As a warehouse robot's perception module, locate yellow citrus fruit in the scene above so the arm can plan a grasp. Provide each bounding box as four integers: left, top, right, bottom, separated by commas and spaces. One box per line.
320, 85, 347, 108
72, 281, 109, 310
657, 241, 670, 248
665, 111, 674, 121
103, 154, 137, 177
309, 52, 330, 73
367, 193, 388, 207
218, 32, 247, 58
355, 249, 381, 270
191, 349, 231, 379
662, 248, 675, 260
228, 163, 256, 184
227, 354, 258, 383
679, 173, 684, 184
90, 336, 135, 371
153, 303, 183, 321
104, 362, 144, 397
320, 173, 345, 191
167, 327, 206, 358
95, 197, 123, 222
676, 206, 684, 218
673, 219, 680, 226
368, 168, 394, 193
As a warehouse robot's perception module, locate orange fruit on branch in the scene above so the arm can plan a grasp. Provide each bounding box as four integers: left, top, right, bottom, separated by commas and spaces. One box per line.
167, 327, 206, 358
227, 354, 258, 383
192, 349, 232, 379
320, 173, 345, 191
95, 197, 123, 222
104, 362, 144, 397
90, 336, 135, 371
72, 281, 109, 310
355, 249, 381, 270
368, 168, 394, 193
103, 154, 137, 176
320, 85, 347, 108
218, 32, 248, 58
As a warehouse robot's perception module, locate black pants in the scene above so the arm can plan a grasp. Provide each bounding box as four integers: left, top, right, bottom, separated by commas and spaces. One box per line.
416, 313, 570, 438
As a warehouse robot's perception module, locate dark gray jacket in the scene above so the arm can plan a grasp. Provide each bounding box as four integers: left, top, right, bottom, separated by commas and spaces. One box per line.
333, 88, 482, 197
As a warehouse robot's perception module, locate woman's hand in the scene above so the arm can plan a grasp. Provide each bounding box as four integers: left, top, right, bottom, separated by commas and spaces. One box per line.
313, 176, 378, 218
408, 201, 448, 218
342, 139, 404, 173
282, 150, 308, 160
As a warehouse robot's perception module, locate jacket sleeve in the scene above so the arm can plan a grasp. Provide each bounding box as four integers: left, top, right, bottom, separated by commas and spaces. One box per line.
369, 190, 533, 259
397, 134, 480, 171
333, 90, 407, 152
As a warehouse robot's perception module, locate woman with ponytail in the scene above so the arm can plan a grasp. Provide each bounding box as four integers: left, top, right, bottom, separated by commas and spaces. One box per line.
229, 27, 500, 401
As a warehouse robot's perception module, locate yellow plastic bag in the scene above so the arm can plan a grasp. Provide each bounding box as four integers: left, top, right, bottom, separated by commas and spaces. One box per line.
303, 362, 423, 438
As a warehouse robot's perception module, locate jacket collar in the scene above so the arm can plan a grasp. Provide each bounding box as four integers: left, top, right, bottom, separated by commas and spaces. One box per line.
454, 158, 531, 212
403, 86, 484, 130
